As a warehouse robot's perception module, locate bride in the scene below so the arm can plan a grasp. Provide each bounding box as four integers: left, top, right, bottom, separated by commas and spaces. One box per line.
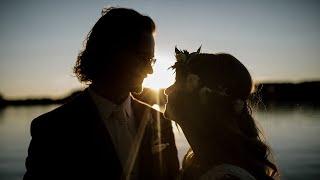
164, 47, 279, 180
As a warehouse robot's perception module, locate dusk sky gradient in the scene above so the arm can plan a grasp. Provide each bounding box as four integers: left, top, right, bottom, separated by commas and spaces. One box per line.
1, 0, 320, 98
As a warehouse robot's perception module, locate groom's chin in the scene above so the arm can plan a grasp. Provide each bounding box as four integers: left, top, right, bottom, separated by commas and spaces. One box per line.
130, 85, 143, 94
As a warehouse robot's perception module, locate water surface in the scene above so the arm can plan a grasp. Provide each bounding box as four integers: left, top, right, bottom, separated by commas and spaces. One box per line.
0, 105, 319, 180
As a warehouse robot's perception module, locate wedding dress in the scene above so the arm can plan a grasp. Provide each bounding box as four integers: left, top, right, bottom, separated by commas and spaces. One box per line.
199, 164, 256, 180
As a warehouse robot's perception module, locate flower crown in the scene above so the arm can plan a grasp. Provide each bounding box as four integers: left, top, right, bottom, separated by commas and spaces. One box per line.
171, 46, 245, 114
170, 46, 201, 71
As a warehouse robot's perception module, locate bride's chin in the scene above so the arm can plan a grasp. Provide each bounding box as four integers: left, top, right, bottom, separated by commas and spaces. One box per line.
164, 104, 175, 120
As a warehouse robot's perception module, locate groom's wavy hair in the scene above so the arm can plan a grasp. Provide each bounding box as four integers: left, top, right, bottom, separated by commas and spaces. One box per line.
74, 7, 155, 83
182, 54, 279, 180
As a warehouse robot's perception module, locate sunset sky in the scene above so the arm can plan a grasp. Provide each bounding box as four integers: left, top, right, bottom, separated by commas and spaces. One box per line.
1, 0, 320, 98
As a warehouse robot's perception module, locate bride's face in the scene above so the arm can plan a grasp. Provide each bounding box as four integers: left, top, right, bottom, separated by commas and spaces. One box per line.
164, 83, 182, 121
164, 81, 200, 124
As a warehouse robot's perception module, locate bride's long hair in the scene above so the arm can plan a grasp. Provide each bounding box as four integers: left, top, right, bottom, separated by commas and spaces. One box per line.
181, 53, 279, 180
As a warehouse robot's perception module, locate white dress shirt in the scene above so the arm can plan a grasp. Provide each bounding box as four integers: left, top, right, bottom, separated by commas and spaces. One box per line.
88, 88, 139, 179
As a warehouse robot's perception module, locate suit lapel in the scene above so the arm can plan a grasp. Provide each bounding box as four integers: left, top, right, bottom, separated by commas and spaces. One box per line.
131, 97, 178, 180
131, 98, 155, 179
78, 90, 122, 177
78, 91, 164, 179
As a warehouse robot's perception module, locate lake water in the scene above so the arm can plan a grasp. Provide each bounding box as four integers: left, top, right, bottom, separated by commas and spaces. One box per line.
0, 105, 320, 180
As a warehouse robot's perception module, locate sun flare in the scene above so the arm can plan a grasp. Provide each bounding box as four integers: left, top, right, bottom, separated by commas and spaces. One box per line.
142, 54, 175, 90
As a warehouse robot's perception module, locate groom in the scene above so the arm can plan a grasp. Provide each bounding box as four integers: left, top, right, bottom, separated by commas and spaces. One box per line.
24, 7, 179, 180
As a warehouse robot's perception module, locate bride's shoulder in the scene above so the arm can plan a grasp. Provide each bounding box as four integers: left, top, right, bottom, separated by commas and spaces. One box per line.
199, 164, 256, 180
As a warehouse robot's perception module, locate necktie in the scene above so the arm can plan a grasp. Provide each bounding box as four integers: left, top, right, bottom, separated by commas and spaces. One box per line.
111, 109, 133, 168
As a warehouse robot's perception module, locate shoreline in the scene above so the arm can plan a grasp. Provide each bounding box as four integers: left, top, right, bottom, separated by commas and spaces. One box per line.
1, 81, 320, 108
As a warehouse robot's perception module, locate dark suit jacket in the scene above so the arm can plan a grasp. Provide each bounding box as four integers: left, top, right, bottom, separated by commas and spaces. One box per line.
24, 90, 179, 180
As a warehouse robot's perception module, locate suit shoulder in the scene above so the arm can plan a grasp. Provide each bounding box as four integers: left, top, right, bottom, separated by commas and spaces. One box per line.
132, 97, 173, 127
132, 97, 161, 116
30, 92, 88, 131
30, 104, 70, 135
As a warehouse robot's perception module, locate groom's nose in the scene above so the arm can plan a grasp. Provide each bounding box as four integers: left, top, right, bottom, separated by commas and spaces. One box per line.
145, 63, 153, 75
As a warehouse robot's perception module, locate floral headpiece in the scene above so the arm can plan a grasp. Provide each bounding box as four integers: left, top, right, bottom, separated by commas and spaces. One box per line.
171, 46, 245, 114
170, 46, 201, 91
171, 46, 201, 69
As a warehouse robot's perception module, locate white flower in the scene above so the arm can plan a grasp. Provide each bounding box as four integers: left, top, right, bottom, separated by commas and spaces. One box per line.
185, 74, 200, 92
199, 86, 212, 104
152, 143, 170, 154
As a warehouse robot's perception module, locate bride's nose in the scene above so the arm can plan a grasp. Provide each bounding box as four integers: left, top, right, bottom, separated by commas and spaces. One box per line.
164, 84, 175, 95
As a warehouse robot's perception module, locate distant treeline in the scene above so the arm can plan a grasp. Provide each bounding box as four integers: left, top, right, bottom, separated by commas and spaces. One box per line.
255, 81, 320, 106
0, 91, 81, 108
134, 81, 320, 107
1, 81, 319, 108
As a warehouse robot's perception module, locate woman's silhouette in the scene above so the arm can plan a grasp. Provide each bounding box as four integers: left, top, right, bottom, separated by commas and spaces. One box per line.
164, 48, 279, 180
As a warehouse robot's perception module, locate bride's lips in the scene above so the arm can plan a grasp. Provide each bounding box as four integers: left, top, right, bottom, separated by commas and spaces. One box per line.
165, 94, 169, 104
164, 98, 176, 120
165, 93, 177, 109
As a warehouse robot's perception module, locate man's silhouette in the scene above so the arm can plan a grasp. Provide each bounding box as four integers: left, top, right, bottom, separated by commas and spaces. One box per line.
24, 7, 179, 180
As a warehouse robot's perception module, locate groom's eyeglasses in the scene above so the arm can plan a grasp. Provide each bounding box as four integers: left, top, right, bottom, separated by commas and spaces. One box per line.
133, 52, 157, 66
145, 57, 157, 66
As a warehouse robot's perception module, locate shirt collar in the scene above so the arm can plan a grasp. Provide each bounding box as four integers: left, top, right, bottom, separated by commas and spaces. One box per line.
88, 87, 132, 119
